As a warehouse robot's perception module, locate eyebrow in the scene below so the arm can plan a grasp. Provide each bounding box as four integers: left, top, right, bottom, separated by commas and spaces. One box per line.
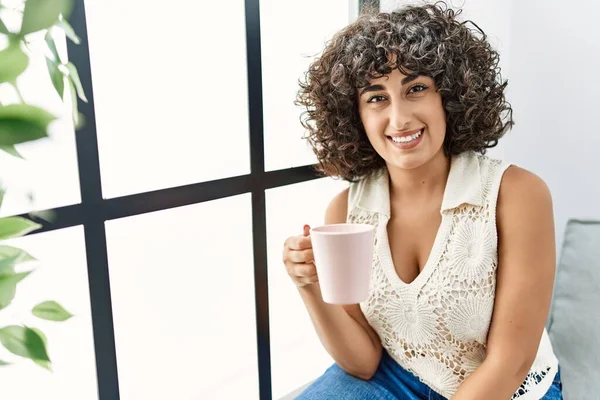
359, 73, 421, 96
401, 73, 421, 85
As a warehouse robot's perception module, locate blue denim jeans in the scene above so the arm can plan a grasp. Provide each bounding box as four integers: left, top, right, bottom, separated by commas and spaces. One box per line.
297, 351, 563, 399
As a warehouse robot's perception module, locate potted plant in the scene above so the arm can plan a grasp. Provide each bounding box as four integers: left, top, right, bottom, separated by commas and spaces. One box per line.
0, 0, 85, 370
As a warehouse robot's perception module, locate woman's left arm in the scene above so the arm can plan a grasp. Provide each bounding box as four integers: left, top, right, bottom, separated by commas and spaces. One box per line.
452, 166, 556, 400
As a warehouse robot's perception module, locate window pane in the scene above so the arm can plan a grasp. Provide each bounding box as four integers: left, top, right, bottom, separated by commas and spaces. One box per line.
85, 0, 251, 198
0, 20, 80, 216
105, 194, 258, 399
266, 177, 349, 398
0, 227, 98, 399
261, 0, 359, 171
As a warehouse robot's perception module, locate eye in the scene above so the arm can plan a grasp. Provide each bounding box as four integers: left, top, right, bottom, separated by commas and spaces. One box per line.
407, 84, 428, 94
367, 95, 387, 103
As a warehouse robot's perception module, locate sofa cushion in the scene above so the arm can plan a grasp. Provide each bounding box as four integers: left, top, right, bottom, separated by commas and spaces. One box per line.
548, 219, 600, 400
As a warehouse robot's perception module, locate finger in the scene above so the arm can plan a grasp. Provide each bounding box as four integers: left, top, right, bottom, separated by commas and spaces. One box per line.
296, 275, 319, 286
287, 249, 314, 264
303, 224, 310, 237
287, 235, 312, 251
291, 262, 316, 277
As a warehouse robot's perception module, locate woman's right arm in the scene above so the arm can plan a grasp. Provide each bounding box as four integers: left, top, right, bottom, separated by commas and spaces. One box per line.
282, 188, 382, 380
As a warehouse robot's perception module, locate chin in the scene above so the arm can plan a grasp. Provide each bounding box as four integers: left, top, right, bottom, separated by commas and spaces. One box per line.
387, 154, 430, 170
383, 144, 433, 170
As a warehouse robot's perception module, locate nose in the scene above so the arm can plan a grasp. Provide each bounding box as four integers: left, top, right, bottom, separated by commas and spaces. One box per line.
389, 102, 412, 131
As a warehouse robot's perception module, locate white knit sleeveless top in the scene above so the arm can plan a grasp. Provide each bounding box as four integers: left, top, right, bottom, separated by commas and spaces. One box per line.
347, 151, 559, 399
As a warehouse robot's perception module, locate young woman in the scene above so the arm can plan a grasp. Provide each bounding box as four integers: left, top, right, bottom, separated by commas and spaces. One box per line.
282, 3, 563, 399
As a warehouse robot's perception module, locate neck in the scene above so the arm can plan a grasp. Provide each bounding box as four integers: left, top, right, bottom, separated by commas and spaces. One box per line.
387, 149, 451, 205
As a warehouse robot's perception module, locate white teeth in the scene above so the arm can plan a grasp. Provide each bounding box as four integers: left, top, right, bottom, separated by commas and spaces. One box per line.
391, 129, 422, 143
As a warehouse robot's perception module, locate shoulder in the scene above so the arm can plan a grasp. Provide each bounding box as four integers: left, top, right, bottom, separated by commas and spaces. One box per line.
498, 166, 552, 209
497, 165, 553, 229
325, 169, 387, 224
325, 187, 350, 224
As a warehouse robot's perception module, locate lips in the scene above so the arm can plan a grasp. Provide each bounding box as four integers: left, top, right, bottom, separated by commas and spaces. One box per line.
386, 128, 425, 149
387, 128, 424, 140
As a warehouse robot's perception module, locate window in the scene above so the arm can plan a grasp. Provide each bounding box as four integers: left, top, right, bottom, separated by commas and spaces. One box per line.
0, 227, 98, 400
105, 194, 259, 399
1, 1, 375, 398
266, 178, 348, 398
261, 0, 359, 171
85, 0, 251, 198
0, 22, 79, 217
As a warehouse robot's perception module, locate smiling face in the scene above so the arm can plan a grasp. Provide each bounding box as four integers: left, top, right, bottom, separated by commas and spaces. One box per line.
357, 68, 447, 170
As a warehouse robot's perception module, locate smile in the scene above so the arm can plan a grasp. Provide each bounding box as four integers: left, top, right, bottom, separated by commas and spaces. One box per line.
390, 129, 423, 143
386, 129, 424, 150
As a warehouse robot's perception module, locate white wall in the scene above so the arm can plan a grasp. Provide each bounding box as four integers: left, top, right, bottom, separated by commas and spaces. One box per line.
504, 0, 600, 249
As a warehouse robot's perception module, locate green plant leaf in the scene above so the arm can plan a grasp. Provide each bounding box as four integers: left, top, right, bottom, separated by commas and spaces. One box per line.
0, 103, 56, 129
0, 359, 10, 366
20, 0, 73, 36
0, 326, 50, 363
46, 58, 64, 99
44, 30, 61, 63
0, 187, 4, 208
58, 0, 75, 21
0, 42, 29, 83
0, 246, 35, 262
0, 271, 32, 310
0, 144, 23, 158
56, 17, 79, 44
27, 209, 56, 223
0, 246, 35, 274
29, 328, 51, 370
0, 257, 17, 274
0, 17, 9, 34
66, 62, 87, 102
0, 216, 41, 240
75, 112, 85, 130
0, 119, 47, 146
68, 77, 79, 127
44, 31, 65, 100
32, 301, 73, 321
0, 104, 56, 146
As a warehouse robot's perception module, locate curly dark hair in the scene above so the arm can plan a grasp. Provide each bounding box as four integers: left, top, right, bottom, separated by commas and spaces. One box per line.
295, 1, 514, 181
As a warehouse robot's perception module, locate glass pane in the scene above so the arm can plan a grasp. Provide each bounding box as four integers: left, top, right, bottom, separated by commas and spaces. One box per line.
266, 177, 349, 398
0, 226, 98, 399
85, 0, 251, 198
262, 0, 359, 171
105, 194, 258, 399
0, 14, 80, 216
